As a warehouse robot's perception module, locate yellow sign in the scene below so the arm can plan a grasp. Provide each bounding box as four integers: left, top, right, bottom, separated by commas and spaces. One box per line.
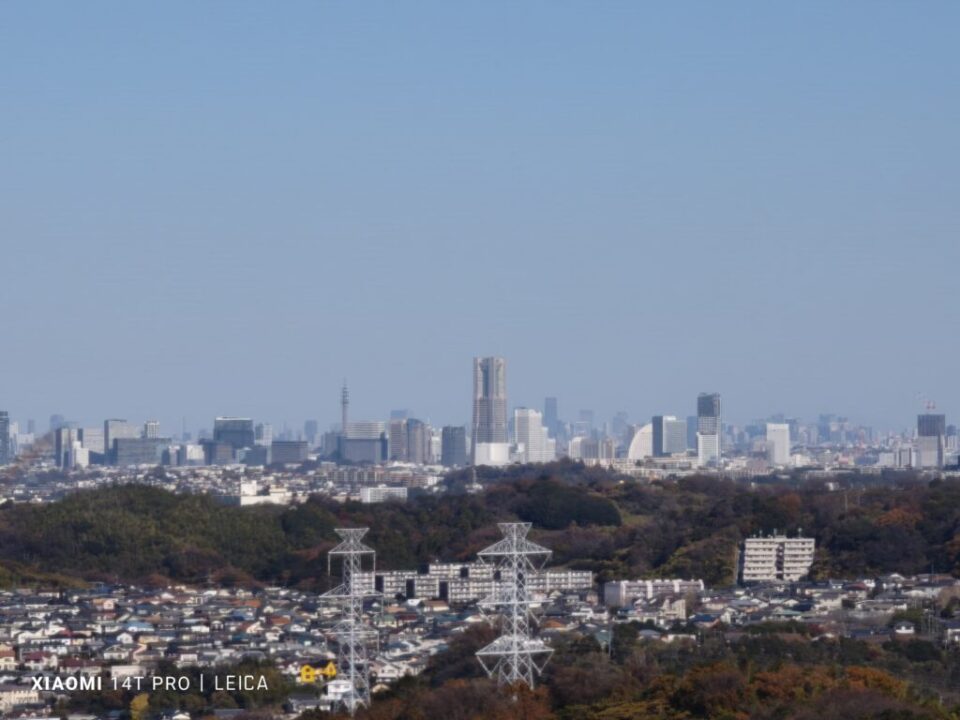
299, 662, 337, 683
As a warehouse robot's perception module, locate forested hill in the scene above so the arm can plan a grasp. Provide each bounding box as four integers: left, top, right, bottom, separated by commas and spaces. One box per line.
2, 462, 960, 589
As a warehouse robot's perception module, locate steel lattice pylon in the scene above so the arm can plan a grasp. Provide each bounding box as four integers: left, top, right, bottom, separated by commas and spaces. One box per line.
322, 528, 378, 715
475, 522, 553, 688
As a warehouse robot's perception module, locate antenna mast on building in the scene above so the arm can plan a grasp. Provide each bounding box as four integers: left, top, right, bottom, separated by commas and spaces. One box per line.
323, 527, 377, 715
475, 522, 553, 688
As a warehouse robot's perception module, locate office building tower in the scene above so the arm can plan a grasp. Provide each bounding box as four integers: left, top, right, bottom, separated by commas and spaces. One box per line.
114, 437, 168, 466
341, 420, 388, 464
686, 415, 698, 449
696, 392, 722, 466
652, 415, 687, 457
104, 419, 138, 463
543, 397, 559, 438
78, 427, 106, 456
766, 423, 791, 466
54, 426, 79, 468
514, 408, 555, 464
472, 356, 509, 465
406, 419, 429, 465
0, 411, 10, 465
271, 440, 309, 464
389, 418, 408, 461
441, 426, 468, 467
255, 422, 273, 447
917, 413, 946, 469
304, 419, 319, 446
213, 417, 255, 451
143, 420, 161, 439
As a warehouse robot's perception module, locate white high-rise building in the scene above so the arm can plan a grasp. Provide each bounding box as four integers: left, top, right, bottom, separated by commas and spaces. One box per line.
696, 392, 721, 466
514, 408, 556, 464
766, 423, 791, 466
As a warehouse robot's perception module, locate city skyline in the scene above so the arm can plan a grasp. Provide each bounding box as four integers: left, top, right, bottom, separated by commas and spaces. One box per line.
2, 2, 959, 434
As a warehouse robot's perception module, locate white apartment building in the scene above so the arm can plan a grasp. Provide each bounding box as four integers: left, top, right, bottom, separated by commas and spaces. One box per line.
741, 533, 815, 583
603, 578, 705, 608
359, 485, 408, 504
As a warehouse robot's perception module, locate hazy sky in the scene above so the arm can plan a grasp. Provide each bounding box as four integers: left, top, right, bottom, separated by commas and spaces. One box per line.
1, 1, 958, 435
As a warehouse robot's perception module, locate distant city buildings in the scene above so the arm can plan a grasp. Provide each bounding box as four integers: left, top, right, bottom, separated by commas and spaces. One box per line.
697, 392, 722, 466
472, 356, 509, 466
213, 417, 255, 452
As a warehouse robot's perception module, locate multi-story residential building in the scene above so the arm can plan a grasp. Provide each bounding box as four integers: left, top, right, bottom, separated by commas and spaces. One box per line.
359, 485, 408, 504
741, 534, 815, 583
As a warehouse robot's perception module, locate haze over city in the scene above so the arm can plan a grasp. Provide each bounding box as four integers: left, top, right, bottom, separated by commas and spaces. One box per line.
2, 1, 958, 433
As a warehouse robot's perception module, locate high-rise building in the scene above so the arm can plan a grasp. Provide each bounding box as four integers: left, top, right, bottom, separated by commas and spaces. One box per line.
696, 392, 722, 466
917, 413, 946, 469
78, 427, 106, 456
213, 417, 255, 451
341, 420, 388, 464
104, 419, 138, 463
143, 420, 161, 439
0, 411, 10, 465
255, 422, 273, 447
472, 356, 509, 465
441, 426, 468, 467
406, 419, 429, 465
766, 423, 791, 466
514, 408, 556, 464
543, 397, 559, 439
389, 418, 408, 461
304, 419, 319, 446
114, 437, 168, 466
652, 415, 687, 457
741, 534, 815, 583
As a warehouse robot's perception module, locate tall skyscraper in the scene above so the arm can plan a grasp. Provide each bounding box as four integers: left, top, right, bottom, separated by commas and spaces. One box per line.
0, 411, 10, 465
543, 397, 559, 438
696, 392, 722, 466
143, 420, 161, 439
304, 419, 319, 446
441, 426, 468, 467
917, 413, 946, 469
514, 408, 556, 464
472, 356, 509, 465
766, 423, 791, 466
406, 418, 429, 465
255, 422, 273, 447
389, 418, 408, 461
652, 415, 687, 457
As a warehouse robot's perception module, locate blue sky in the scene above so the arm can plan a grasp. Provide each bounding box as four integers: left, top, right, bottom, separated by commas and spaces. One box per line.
1, 1, 958, 434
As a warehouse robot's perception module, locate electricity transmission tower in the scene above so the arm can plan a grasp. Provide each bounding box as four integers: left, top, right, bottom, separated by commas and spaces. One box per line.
323, 527, 378, 715
475, 522, 553, 688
